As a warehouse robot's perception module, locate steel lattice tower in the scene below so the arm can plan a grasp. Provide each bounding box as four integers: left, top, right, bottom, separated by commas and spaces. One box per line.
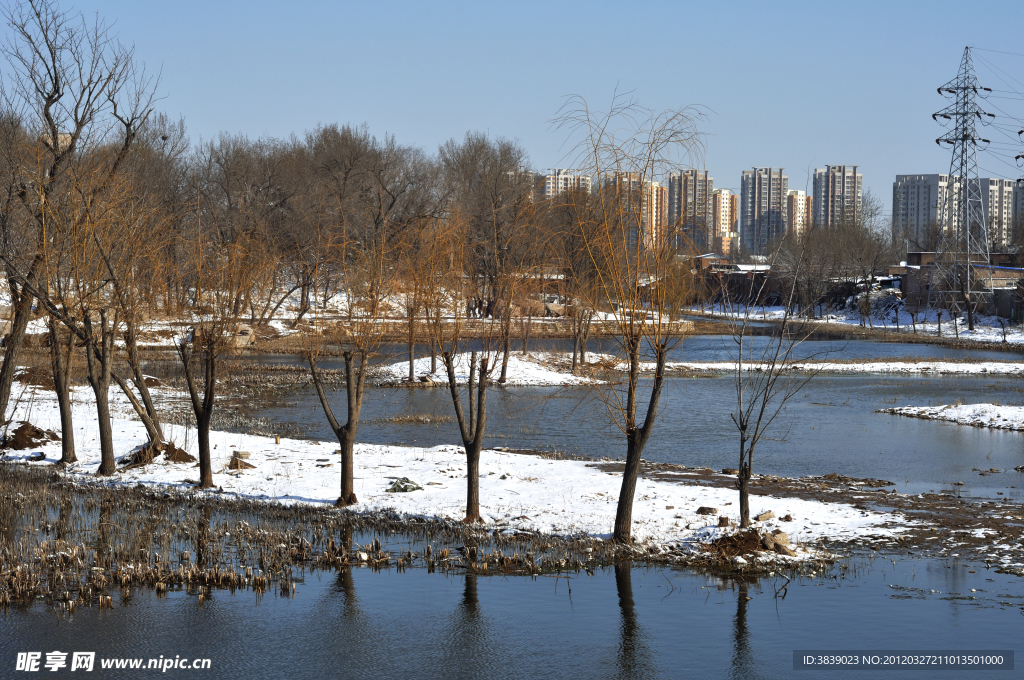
929, 47, 994, 328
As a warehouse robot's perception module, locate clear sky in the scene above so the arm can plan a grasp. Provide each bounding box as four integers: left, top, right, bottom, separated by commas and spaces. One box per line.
66, 0, 1024, 214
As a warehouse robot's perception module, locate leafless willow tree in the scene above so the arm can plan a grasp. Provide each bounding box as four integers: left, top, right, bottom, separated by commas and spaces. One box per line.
555, 94, 705, 543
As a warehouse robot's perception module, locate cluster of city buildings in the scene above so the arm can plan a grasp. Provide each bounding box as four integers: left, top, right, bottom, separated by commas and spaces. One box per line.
534, 165, 864, 257
892, 174, 1021, 250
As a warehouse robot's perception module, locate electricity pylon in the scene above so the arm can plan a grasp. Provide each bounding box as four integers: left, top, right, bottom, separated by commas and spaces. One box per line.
929, 46, 993, 331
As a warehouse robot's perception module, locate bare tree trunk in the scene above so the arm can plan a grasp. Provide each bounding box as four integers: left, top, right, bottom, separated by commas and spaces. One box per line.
612, 342, 667, 543
48, 317, 75, 465
961, 276, 975, 331
84, 310, 115, 476
293, 278, 312, 326
407, 309, 416, 381
308, 351, 363, 506
442, 350, 488, 523
612, 433, 643, 541
499, 333, 510, 383
177, 336, 217, 489
123, 323, 162, 442
464, 358, 487, 522
738, 435, 751, 527
0, 265, 39, 425
196, 411, 213, 487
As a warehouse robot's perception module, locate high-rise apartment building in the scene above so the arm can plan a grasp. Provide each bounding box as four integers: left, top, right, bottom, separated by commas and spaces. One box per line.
786, 190, 812, 239
712, 188, 739, 257
892, 174, 961, 250
605, 172, 666, 251
645, 181, 668, 250
540, 169, 592, 200
981, 177, 1014, 248
740, 168, 788, 256
668, 169, 713, 251
813, 165, 862, 228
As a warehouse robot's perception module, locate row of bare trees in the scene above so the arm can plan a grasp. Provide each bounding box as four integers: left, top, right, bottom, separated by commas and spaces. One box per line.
1, 0, 797, 545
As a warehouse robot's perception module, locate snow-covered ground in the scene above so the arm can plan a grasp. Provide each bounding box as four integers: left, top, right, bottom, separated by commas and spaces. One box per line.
562, 351, 1024, 376
694, 304, 1024, 345
0, 380, 910, 553
880, 403, 1024, 432
658, 360, 1024, 376
375, 352, 600, 387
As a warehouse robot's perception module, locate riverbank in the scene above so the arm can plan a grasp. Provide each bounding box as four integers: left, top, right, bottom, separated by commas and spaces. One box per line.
3, 379, 1024, 575
0, 380, 901, 562
881, 402, 1024, 434
689, 307, 1024, 353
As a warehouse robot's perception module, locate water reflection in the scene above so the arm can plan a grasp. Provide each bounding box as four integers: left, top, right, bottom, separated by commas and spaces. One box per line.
614, 563, 656, 679
435, 574, 495, 678
730, 580, 758, 680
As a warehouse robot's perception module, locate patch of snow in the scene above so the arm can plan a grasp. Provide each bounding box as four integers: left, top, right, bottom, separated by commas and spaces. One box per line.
880, 403, 1024, 431
0, 379, 913, 551
375, 352, 599, 387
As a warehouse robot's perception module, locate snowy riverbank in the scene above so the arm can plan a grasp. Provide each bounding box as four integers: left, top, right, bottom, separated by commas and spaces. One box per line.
658, 360, 1024, 376
0, 380, 912, 557
880, 403, 1024, 433
375, 352, 600, 386
692, 305, 1024, 345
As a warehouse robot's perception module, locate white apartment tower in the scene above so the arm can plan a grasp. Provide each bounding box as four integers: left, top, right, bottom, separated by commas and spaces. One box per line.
892, 174, 961, 250
542, 169, 592, 200
786, 190, 812, 239
981, 177, 1014, 248
740, 168, 788, 256
813, 165, 862, 228
712, 189, 738, 257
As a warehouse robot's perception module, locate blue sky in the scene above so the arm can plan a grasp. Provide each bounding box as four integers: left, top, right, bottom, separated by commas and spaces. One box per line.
69, 0, 1024, 213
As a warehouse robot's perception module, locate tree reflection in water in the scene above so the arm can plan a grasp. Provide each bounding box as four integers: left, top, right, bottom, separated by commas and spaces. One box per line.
614, 563, 656, 679
730, 579, 760, 680
336, 526, 359, 617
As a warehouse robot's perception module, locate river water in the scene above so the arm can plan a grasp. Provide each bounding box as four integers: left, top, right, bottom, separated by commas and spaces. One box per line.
3, 554, 1021, 679
6, 337, 1023, 678
238, 337, 1024, 501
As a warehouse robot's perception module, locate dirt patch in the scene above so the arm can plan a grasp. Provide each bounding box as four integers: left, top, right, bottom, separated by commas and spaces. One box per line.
2, 422, 59, 449
163, 443, 196, 463
703, 530, 763, 560
14, 365, 53, 389
121, 441, 162, 469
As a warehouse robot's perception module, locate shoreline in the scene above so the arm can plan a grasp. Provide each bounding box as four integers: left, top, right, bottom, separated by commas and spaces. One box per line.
2, 377, 1022, 575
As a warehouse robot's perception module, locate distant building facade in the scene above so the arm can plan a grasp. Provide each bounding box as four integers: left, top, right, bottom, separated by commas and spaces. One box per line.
740, 168, 788, 256
892, 174, 961, 250
668, 169, 714, 251
786, 189, 812, 239
541, 169, 592, 200
605, 172, 666, 251
645, 181, 669, 250
712, 188, 739, 257
813, 165, 862, 228
981, 177, 1015, 248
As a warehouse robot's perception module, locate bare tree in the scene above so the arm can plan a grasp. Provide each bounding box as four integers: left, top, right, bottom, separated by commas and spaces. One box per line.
0, 0, 157, 429
421, 211, 497, 523
555, 93, 704, 543
726, 245, 818, 527
173, 203, 264, 487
